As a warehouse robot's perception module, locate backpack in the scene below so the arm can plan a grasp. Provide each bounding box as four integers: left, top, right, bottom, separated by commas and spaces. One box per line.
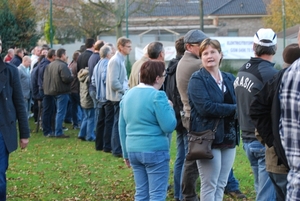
164, 57, 184, 130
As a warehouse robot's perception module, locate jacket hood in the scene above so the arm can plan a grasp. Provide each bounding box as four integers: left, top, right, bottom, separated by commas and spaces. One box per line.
78, 68, 89, 82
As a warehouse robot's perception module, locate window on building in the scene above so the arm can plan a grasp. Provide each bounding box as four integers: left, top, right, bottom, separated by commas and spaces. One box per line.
227, 30, 239, 37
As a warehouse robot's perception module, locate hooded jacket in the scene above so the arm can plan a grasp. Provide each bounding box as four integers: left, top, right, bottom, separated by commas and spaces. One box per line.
78, 68, 93, 109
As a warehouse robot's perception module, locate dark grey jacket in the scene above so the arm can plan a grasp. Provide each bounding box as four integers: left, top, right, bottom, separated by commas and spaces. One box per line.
43, 59, 74, 96
0, 58, 30, 153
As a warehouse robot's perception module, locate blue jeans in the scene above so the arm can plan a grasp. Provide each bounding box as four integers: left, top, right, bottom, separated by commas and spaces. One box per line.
173, 129, 188, 200
54, 94, 69, 136
128, 151, 170, 201
268, 172, 287, 201
64, 98, 72, 123
0, 132, 8, 201
197, 148, 236, 201
112, 102, 122, 155
69, 93, 80, 127
243, 140, 276, 201
78, 108, 96, 141
42, 92, 55, 136
95, 101, 114, 151
225, 168, 240, 192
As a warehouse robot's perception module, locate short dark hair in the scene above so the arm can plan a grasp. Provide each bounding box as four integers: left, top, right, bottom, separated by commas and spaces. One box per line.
147, 42, 164, 59
56, 48, 66, 58
253, 42, 276, 56
85, 38, 95, 48
140, 60, 165, 85
47, 49, 56, 59
175, 37, 185, 56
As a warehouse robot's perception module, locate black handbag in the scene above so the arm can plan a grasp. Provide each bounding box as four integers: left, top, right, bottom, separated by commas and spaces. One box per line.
186, 119, 220, 160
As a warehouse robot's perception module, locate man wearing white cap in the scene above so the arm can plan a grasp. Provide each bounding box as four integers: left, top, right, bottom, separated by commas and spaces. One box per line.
234, 28, 277, 201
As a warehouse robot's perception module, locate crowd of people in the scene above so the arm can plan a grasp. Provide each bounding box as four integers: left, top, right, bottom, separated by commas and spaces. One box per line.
0, 26, 300, 201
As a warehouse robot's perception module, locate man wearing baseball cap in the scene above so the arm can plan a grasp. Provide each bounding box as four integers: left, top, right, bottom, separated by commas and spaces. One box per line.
234, 28, 277, 201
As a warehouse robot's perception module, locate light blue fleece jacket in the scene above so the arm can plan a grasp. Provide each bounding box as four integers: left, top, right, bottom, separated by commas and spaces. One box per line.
119, 84, 177, 159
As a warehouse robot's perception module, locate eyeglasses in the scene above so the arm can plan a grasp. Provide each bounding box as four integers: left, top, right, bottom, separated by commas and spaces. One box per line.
125, 45, 132, 48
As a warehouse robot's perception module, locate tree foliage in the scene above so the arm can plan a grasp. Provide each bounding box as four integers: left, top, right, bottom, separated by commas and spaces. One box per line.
264, 0, 300, 32
0, 0, 40, 57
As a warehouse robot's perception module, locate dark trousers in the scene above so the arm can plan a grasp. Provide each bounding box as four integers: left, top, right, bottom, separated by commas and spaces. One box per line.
0, 132, 8, 201
69, 93, 80, 127
182, 160, 199, 201
111, 101, 122, 155
95, 101, 114, 151
42, 92, 55, 136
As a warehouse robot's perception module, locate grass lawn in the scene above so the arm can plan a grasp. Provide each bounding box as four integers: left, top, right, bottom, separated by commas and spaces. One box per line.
7, 118, 256, 201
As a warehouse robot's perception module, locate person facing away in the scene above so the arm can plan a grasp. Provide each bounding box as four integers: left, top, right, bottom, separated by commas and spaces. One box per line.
77, 38, 95, 73
88, 40, 105, 107
68, 50, 81, 130
77, 67, 96, 141
106, 36, 132, 157
17, 55, 32, 117
234, 28, 278, 201
43, 48, 74, 138
92, 45, 114, 152
277, 28, 300, 201
250, 43, 300, 201
128, 44, 149, 88
39, 49, 57, 137
0, 38, 30, 201
119, 60, 177, 201
163, 36, 188, 201
188, 38, 238, 201
10, 48, 24, 67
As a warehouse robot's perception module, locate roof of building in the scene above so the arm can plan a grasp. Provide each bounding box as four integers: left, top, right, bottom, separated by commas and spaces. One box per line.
130, 0, 268, 17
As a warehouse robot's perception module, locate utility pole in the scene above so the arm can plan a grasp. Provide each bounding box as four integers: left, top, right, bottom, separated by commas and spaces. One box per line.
126, 0, 129, 38
199, 0, 204, 31
50, 0, 53, 48
281, 0, 286, 48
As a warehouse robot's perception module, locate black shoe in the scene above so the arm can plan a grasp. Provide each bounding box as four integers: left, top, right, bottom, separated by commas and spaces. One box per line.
103, 149, 112, 153
225, 190, 247, 199
56, 134, 70, 138
78, 136, 86, 141
62, 127, 68, 131
113, 153, 122, 158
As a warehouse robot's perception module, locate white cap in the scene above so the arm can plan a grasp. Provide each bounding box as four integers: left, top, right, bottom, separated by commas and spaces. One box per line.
253, 28, 277, 47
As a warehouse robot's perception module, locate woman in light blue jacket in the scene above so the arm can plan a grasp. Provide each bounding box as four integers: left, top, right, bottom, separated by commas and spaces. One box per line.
119, 60, 176, 201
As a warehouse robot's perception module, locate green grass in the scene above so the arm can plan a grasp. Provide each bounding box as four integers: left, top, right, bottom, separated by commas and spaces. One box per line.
7, 119, 256, 201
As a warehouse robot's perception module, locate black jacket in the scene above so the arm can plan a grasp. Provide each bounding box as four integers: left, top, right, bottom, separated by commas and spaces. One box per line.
164, 55, 184, 132
250, 68, 289, 169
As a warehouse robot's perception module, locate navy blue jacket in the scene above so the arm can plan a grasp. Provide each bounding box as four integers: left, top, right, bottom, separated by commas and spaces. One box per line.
188, 68, 236, 144
37, 58, 51, 90
10, 55, 22, 67
0, 58, 30, 153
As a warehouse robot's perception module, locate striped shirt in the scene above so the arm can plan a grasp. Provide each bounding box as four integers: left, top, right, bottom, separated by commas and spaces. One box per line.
279, 58, 300, 201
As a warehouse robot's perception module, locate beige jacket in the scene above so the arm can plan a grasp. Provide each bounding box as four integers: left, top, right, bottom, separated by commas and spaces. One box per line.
176, 51, 202, 118
128, 56, 149, 88
78, 68, 93, 109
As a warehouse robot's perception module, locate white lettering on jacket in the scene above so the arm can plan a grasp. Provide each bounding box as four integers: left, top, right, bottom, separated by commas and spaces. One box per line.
234, 76, 254, 92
